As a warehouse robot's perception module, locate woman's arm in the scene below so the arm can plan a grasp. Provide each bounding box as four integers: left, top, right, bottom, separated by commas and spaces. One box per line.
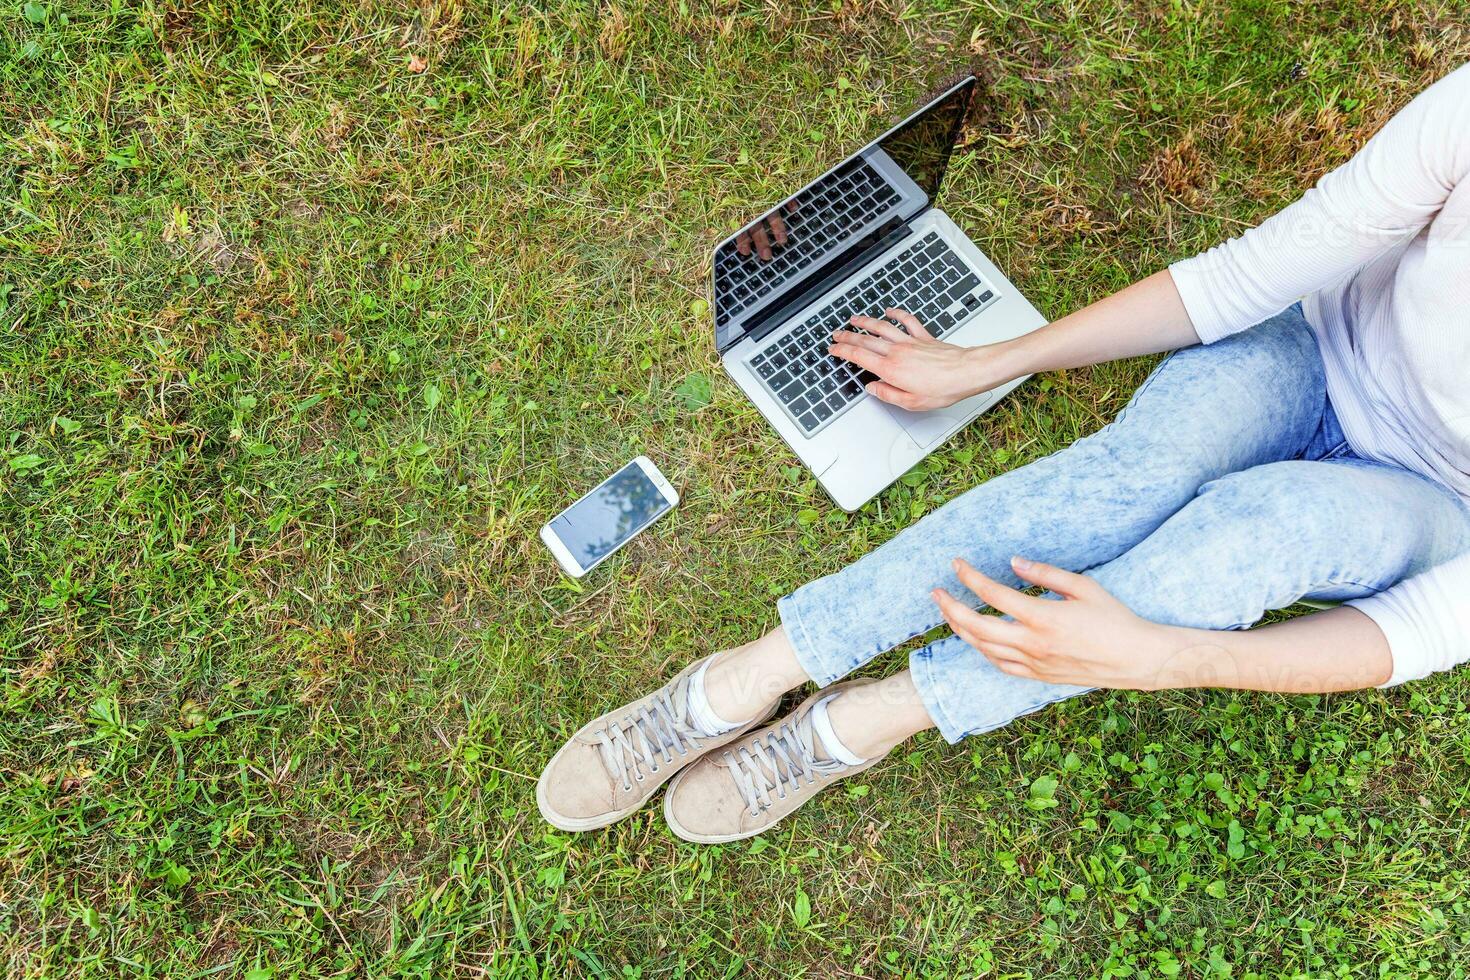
934, 553, 1470, 693
1004, 269, 1201, 376
1143, 607, 1394, 693
932, 556, 1397, 693
832, 63, 1470, 411
829, 268, 1199, 412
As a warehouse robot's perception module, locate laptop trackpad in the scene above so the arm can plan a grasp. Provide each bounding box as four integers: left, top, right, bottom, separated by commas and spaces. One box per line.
884, 389, 997, 448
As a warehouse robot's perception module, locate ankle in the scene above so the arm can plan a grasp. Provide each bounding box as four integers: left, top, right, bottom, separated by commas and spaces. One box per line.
703, 629, 809, 721
828, 708, 903, 761
824, 677, 934, 760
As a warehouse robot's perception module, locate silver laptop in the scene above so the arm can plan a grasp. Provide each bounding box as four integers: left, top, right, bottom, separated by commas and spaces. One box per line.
710, 76, 1046, 511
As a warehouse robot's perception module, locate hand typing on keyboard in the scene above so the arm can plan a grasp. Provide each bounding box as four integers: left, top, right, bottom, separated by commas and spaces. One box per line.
829, 308, 1005, 412
745, 231, 1001, 434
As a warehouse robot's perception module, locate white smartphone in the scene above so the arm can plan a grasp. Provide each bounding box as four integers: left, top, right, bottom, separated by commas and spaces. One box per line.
539, 456, 680, 577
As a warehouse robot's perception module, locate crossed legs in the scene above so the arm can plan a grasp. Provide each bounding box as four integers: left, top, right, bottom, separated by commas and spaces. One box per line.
700, 308, 1470, 754
701, 308, 1330, 748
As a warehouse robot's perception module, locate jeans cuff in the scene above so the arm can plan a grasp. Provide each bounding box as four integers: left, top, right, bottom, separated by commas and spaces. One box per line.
776, 592, 842, 687
910, 640, 1095, 745
908, 646, 968, 744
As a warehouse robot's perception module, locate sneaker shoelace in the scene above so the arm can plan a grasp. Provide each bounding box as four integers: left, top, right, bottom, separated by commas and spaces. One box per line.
727, 709, 847, 817
595, 687, 704, 794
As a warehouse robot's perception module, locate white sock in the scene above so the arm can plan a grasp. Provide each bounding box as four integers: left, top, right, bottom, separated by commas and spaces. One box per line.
687, 658, 749, 737
811, 694, 868, 766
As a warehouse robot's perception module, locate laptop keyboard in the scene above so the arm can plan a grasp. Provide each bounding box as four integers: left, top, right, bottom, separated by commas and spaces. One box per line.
715, 157, 903, 325
748, 230, 996, 436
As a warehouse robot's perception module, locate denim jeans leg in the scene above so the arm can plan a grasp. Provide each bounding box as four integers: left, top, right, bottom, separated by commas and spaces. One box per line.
780, 306, 1329, 686
913, 456, 1470, 742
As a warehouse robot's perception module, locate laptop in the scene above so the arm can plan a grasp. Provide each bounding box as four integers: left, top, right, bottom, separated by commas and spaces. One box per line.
709, 76, 1047, 511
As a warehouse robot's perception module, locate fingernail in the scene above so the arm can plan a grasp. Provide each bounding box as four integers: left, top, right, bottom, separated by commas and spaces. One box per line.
1011, 555, 1033, 571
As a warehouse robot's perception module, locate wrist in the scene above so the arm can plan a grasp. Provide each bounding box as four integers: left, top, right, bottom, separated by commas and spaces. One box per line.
1141, 625, 1241, 691
963, 338, 1032, 394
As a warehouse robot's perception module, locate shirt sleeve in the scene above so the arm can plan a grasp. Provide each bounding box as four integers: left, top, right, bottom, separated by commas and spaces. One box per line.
1348, 551, 1470, 687
1168, 63, 1470, 343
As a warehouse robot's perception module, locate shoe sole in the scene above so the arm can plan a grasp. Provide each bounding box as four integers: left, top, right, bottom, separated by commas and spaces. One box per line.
537, 699, 782, 833
662, 678, 882, 844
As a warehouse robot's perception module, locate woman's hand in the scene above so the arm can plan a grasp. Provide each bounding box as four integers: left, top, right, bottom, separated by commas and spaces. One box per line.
932, 556, 1186, 691
829, 309, 1012, 412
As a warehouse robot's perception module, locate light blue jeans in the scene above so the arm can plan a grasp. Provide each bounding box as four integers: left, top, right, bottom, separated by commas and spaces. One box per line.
778, 306, 1470, 743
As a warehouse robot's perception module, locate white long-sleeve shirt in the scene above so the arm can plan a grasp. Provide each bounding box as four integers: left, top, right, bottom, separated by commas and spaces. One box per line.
1167, 63, 1470, 687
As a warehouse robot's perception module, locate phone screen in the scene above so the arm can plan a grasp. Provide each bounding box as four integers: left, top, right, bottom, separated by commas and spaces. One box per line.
549, 461, 671, 570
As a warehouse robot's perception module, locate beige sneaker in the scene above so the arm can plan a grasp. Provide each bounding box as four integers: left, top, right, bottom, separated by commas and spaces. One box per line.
537, 655, 781, 832
663, 679, 883, 843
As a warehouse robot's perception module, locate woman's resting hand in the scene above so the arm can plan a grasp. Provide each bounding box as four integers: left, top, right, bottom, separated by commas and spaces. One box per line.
932, 556, 1395, 693
933, 557, 1182, 690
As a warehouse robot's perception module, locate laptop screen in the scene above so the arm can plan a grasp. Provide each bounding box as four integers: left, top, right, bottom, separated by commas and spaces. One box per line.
712, 77, 976, 351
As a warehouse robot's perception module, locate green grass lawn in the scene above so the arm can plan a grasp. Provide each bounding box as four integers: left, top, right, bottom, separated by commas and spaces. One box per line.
5, 1, 1470, 976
